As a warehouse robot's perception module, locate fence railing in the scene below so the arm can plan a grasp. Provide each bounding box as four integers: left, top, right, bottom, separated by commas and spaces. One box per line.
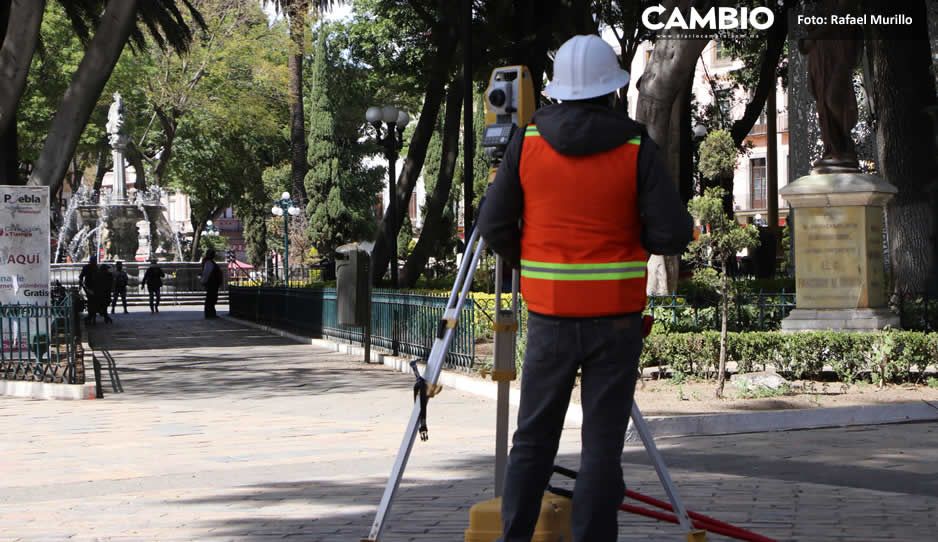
227, 264, 325, 288
1, 292, 83, 384
646, 292, 797, 332
51, 262, 230, 293
229, 287, 475, 370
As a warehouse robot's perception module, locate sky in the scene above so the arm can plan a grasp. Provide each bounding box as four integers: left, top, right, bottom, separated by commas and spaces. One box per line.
260, 2, 353, 23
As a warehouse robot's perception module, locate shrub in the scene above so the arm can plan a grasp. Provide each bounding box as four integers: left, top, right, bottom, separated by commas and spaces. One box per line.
641, 331, 937, 383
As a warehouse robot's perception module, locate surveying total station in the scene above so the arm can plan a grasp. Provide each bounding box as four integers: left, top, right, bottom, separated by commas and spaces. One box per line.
362, 65, 773, 542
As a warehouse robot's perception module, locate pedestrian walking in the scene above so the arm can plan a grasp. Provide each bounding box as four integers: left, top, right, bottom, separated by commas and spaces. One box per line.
476, 35, 693, 542
142, 259, 165, 314
78, 255, 98, 324
200, 248, 223, 319
111, 261, 129, 314
95, 264, 114, 324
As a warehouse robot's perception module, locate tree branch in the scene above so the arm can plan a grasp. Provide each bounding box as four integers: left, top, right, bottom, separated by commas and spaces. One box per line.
407, 0, 436, 28
729, 6, 789, 147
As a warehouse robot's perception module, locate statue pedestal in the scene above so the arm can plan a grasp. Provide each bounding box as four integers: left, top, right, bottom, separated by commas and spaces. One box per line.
780, 173, 900, 331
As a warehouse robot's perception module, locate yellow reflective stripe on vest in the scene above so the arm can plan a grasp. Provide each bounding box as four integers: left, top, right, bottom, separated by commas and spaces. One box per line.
627, 136, 641, 145
520, 259, 646, 281
525, 126, 540, 137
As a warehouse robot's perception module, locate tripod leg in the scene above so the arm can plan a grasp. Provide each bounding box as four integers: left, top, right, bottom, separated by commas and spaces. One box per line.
630, 403, 706, 540
492, 258, 521, 497
363, 231, 487, 542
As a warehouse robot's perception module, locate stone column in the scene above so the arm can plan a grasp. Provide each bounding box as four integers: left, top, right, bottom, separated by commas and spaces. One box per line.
109, 134, 129, 202
780, 173, 899, 331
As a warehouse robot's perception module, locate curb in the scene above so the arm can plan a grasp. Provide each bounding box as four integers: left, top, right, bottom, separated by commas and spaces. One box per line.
0, 379, 98, 400
627, 401, 938, 442
223, 314, 938, 439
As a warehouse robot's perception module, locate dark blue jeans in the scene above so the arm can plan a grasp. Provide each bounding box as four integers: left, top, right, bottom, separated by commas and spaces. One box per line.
500, 311, 643, 542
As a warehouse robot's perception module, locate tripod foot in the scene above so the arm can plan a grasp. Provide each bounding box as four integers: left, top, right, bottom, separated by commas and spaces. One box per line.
687, 530, 708, 542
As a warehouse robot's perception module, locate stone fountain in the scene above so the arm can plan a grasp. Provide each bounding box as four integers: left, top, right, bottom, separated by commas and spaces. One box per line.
55, 93, 184, 263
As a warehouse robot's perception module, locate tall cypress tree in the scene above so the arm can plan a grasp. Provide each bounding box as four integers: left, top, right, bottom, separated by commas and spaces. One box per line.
304, 28, 381, 257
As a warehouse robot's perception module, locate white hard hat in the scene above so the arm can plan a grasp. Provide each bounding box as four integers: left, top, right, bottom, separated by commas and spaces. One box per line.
544, 35, 631, 101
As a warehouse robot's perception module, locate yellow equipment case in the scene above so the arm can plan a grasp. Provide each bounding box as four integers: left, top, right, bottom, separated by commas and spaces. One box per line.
464, 493, 573, 542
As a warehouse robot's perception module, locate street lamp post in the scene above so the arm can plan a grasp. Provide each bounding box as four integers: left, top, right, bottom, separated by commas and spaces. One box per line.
365, 105, 410, 287
271, 191, 300, 284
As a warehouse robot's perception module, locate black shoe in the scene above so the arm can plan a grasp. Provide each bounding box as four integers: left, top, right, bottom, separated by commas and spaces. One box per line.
123, 309, 128, 314
104, 316, 113, 324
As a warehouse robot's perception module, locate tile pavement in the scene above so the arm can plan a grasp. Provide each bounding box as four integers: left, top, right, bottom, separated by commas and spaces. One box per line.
0, 307, 936, 541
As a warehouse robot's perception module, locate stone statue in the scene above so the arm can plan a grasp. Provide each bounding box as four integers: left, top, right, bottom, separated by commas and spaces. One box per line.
798, 0, 863, 173
106, 92, 125, 147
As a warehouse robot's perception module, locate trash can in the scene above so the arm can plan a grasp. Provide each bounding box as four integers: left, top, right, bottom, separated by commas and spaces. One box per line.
336, 243, 370, 326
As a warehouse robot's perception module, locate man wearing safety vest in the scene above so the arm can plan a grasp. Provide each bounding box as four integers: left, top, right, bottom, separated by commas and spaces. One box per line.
477, 35, 694, 542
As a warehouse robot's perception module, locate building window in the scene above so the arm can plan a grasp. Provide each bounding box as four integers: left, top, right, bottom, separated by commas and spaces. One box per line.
713, 40, 733, 66
714, 88, 732, 122
750, 109, 768, 135
750, 157, 767, 209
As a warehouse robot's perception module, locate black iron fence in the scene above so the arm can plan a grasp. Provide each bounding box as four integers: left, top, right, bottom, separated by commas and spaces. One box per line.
1, 292, 83, 384
229, 287, 475, 370
646, 292, 798, 332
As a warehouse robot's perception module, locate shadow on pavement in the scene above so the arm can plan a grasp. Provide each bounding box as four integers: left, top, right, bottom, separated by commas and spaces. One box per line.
87, 308, 411, 399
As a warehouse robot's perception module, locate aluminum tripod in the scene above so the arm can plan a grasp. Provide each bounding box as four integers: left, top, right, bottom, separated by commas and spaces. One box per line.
362, 225, 705, 541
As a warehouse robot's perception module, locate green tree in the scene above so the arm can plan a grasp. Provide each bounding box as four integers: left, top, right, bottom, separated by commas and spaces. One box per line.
21, 1, 204, 192
397, 214, 413, 259
401, 77, 463, 286
261, 0, 338, 205
304, 27, 382, 258
684, 188, 760, 398
697, 128, 738, 216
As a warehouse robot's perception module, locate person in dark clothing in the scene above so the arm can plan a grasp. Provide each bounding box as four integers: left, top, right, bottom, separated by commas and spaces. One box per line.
200, 248, 223, 318
111, 261, 129, 314
94, 264, 114, 324
142, 259, 165, 313
477, 36, 693, 542
78, 255, 99, 324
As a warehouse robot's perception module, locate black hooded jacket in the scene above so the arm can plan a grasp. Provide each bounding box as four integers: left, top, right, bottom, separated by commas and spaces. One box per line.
476, 102, 694, 268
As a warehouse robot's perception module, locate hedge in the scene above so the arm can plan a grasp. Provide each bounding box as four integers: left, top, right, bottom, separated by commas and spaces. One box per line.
640, 331, 938, 384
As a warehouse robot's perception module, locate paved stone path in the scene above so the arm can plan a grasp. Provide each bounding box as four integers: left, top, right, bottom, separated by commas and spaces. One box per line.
1, 306, 937, 541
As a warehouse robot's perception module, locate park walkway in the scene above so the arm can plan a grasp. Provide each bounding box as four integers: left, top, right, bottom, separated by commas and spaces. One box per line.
0, 306, 936, 541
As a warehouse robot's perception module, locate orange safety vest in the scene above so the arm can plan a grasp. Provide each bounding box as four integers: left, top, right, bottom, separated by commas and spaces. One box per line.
519, 124, 648, 317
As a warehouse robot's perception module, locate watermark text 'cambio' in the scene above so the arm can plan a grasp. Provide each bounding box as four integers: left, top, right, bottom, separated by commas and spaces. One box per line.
642, 6, 775, 31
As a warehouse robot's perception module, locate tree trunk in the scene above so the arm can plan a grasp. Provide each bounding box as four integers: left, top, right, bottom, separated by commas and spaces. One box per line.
27, 0, 139, 194
0, 116, 18, 184
126, 143, 147, 192
190, 223, 203, 261
0, 0, 46, 135
370, 39, 456, 284
729, 10, 789, 148
716, 269, 729, 398
766, 78, 779, 239
287, 3, 308, 204
634, 6, 708, 294
401, 78, 463, 287
866, 1, 938, 294
151, 106, 177, 187
93, 140, 109, 191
